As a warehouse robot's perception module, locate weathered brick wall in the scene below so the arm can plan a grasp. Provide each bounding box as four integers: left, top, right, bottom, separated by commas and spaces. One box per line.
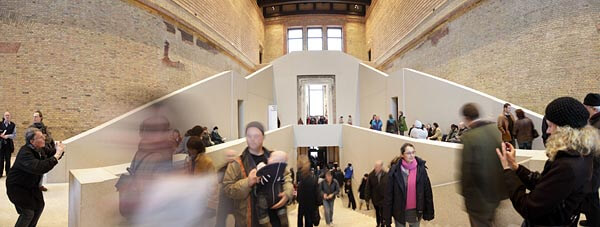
0, 0, 251, 147
366, 0, 446, 61
263, 15, 368, 63
372, 0, 600, 114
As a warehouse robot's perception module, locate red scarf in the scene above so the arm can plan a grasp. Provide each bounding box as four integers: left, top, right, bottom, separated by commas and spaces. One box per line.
401, 159, 418, 210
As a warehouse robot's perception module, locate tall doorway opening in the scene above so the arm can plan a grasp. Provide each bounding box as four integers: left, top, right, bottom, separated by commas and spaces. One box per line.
297, 75, 336, 124
391, 97, 399, 120
297, 146, 340, 170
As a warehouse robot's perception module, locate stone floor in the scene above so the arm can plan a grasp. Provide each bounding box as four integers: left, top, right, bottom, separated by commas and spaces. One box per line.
0, 177, 592, 227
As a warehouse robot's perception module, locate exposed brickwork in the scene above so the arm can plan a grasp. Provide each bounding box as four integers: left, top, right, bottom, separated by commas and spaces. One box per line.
380, 0, 600, 114
0, 0, 249, 148
366, 0, 446, 61
263, 15, 368, 63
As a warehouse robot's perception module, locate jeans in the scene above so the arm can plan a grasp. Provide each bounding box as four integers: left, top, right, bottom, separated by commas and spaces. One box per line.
15, 205, 44, 227
323, 199, 335, 224
518, 141, 532, 150
297, 207, 313, 227
395, 220, 420, 227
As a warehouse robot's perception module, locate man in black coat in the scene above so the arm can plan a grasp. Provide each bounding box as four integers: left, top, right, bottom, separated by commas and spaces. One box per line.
0, 111, 17, 177
6, 127, 65, 227
580, 93, 600, 226
365, 160, 388, 227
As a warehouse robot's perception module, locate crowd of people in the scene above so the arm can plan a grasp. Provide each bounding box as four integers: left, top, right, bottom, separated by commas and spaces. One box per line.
2, 92, 599, 227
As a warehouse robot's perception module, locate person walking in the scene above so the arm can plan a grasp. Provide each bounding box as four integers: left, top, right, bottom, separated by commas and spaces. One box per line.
496, 97, 598, 226
383, 143, 434, 227
513, 109, 535, 150
345, 179, 357, 210
296, 155, 321, 227
222, 122, 293, 227
320, 171, 340, 227
386, 114, 398, 134
0, 111, 16, 177
6, 128, 65, 227
397, 111, 408, 136
366, 160, 388, 227
358, 173, 370, 211
459, 103, 508, 227
498, 103, 516, 146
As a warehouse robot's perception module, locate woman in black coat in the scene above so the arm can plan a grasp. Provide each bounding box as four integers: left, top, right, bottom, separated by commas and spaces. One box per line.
358, 173, 370, 210
496, 97, 599, 226
383, 143, 434, 227
6, 128, 64, 227
297, 155, 321, 227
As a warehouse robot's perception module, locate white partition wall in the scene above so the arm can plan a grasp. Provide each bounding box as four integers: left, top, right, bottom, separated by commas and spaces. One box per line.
398, 68, 545, 149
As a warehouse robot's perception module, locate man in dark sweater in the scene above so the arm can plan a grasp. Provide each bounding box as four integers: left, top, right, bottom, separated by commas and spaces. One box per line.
0, 111, 17, 177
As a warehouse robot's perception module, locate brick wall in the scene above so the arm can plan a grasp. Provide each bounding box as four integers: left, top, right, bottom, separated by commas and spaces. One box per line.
370, 0, 600, 114
0, 0, 251, 147
366, 0, 446, 62
263, 15, 368, 63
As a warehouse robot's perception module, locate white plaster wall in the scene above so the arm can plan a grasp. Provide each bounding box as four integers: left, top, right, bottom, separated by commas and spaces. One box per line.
245, 65, 275, 137
399, 68, 545, 149
293, 125, 343, 148
271, 51, 361, 126
51, 71, 259, 183
358, 63, 389, 130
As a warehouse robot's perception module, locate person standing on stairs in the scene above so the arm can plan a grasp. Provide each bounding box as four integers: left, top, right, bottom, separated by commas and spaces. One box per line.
345, 178, 357, 210
366, 160, 388, 227
320, 170, 340, 227
0, 111, 16, 178
358, 173, 370, 211
383, 143, 434, 227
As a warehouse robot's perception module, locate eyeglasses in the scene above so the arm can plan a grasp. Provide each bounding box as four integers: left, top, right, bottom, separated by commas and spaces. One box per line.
403, 151, 416, 156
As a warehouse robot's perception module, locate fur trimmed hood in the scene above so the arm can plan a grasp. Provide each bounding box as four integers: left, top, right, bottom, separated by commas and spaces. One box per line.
545, 125, 600, 161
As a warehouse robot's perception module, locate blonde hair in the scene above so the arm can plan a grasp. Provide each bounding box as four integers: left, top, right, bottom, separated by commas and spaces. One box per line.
297, 155, 311, 177
545, 125, 600, 161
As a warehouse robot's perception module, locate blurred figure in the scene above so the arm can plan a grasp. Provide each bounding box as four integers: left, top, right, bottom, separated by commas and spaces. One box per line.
116, 115, 175, 219
409, 120, 428, 140
29, 110, 56, 192
296, 155, 321, 227
320, 170, 340, 226
339, 116, 344, 124
211, 126, 225, 145
459, 103, 508, 227
496, 97, 598, 226
344, 163, 353, 183
580, 93, 600, 227
498, 103, 516, 146
187, 136, 217, 219
201, 127, 214, 147
427, 123, 442, 141
513, 109, 535, 150
347, 115, 353, 125
425, 124, 433, 137
298, 118, 304, 125
1, 111, 16, 177
383, 143, 434, 227
366, 160, 388, 227
222, 122, 293, 227
358, 173, 370, 210
333, 167, 345, 198
386, 114, 398, 134
175, 125, 203, 155
216, 150, 238, 227
369, 114, 376, 128
372, 115, 383, 131
171, 129, 182, 148
345, 179, 357, 210
7, 128, 65, 227
397, 111, 408, 136
445, 124, 459, 143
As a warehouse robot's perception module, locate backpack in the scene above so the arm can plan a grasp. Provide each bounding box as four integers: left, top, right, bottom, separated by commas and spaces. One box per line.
114, 153, 155, 218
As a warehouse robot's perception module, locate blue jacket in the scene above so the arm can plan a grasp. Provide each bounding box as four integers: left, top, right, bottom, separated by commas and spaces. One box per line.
344, 166, 353, 179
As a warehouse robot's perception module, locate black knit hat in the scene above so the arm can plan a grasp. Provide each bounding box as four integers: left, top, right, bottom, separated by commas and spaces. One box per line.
545, 97, 589, 129
245, 121, 265, 135
584, 93, 600, 106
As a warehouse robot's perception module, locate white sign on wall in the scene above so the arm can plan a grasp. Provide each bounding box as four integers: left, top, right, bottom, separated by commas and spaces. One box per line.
268, 105, 278, 131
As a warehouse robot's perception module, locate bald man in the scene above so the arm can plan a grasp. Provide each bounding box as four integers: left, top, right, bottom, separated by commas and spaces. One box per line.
0, 112, 16, 177
366, 160, 388, 227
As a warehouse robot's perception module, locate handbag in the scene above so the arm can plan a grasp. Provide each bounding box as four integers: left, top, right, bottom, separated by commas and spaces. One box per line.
115, 153, 154, 218
532, 121, 540, 139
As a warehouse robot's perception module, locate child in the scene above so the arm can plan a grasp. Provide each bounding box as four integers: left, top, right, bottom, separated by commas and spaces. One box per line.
255, 150, 289, 227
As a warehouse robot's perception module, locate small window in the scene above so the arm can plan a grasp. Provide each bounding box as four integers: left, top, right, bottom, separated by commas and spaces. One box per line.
164, 21, 175, 34
307, 28, 323, 51
287, 28, 303, 53
179, 29, 193, 44
327, 28, 342, 51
